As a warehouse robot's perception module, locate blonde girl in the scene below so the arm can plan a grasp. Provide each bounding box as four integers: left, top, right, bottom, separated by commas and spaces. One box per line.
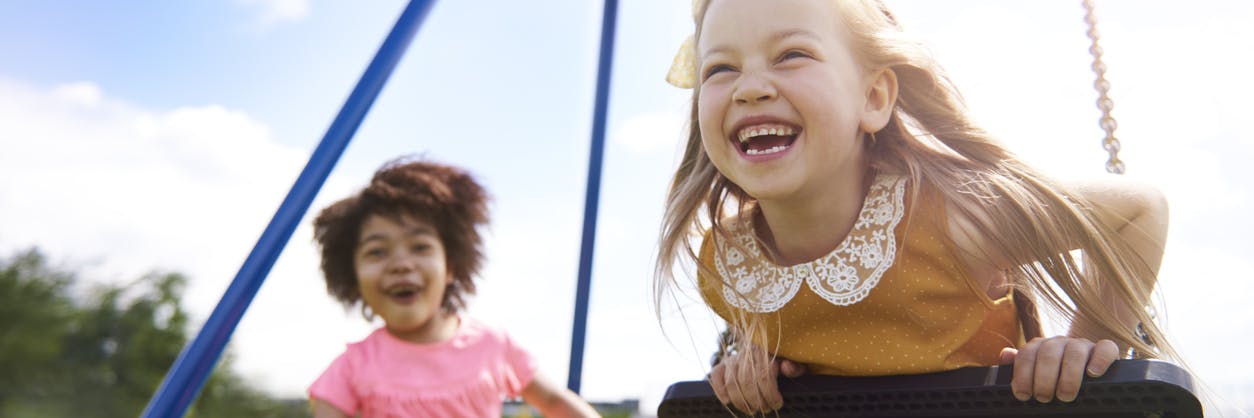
654, 0, 1181, 414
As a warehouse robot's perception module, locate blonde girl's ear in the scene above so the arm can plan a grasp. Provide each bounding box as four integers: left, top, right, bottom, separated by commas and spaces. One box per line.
860, 67, 899, 133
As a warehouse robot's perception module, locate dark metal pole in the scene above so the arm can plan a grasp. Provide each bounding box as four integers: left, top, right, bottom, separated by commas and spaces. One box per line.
140, 1, 437, 416
567, 0, 619, 394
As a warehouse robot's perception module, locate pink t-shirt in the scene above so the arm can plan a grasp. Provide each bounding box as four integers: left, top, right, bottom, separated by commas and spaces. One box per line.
309, 317, 537, 418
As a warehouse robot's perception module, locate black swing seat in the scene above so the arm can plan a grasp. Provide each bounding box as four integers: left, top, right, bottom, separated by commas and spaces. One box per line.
657, 359, 1200, 418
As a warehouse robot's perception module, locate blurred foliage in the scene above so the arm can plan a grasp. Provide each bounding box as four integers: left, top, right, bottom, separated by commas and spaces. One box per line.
0, 248, 307, 418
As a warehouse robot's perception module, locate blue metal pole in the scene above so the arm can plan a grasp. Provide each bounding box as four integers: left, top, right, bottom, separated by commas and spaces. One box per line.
140, 1, 437, 416
567, 0, 619, 394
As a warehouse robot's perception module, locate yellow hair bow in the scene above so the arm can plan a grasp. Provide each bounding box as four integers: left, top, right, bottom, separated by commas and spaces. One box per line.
665, 35, 697, 89
665, 0, 705, 89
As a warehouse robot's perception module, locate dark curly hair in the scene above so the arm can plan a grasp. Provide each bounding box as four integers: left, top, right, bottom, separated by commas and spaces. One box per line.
312, 157, 490, 314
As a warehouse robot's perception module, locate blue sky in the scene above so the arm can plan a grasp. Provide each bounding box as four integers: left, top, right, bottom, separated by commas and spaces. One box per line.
2, 0, 1252, 415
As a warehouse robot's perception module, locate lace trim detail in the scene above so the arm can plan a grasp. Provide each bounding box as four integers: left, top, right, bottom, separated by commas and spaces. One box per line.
714, 175, 907, 313
714, 226, 803, 313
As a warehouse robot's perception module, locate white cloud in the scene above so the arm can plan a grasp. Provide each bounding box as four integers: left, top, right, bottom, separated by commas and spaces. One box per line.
237, 0, 311, 25
51, 82, 103, 107
0, 78, 292, 283
0, 76, 363, 398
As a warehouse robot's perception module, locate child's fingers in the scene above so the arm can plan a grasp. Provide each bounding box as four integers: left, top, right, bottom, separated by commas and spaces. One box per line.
1031, 337, 1069, 402
998, 347, 1018, 365
746, 376, 775, 413
1055, 339, 1095, 402
779, 358, 807, 378
725, 362, 750, 414
727, 359, 752, 414
737, 355, 770, 413
1011, 337, 1042, 401
710, 343, 788, 414
1086, 339, 1119, 377
708, 363, 730, 407
764, 356, 783, 410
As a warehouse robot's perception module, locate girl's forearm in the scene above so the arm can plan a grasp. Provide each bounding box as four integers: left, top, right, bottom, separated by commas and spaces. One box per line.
533, 393, 602, 418
1069, 186, 1168, 346
521, 375, 601, 418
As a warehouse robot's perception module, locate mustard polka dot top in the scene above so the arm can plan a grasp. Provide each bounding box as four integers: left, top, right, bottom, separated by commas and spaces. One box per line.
698, 174, 1024, 376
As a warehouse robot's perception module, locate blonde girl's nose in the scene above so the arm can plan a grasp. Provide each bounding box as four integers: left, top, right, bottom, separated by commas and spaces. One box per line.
733, 74, 776, 104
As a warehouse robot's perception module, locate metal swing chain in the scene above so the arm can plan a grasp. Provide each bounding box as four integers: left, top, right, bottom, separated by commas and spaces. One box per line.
1083, 2, 1157, 358
1082, 0, 1125, 174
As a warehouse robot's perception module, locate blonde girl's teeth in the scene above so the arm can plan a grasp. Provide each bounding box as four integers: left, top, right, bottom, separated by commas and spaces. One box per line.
745, 145, 787, 155
739, 125, 799, 143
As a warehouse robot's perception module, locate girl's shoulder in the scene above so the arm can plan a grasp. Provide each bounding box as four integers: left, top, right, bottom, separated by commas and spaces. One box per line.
457, 316, 509, 339
1060, 174, 1168, 222
451, 317, 524, 353
941, 172, 1167, 269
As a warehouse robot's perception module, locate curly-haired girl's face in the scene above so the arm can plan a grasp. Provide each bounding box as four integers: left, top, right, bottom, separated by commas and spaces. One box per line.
354, 214, 454, 343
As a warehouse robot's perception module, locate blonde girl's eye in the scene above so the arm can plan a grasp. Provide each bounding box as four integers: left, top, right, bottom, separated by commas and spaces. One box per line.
702, 63, 736, 81
778, 49, 813, 63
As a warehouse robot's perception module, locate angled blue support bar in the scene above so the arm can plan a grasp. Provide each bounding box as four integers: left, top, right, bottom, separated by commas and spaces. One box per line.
568, 0, 619, 394
140, 1, 437, 416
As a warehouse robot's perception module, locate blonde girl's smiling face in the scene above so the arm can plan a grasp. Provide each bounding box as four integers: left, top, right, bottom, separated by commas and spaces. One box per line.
697, 0, 875, 202
354, 214, 455, 343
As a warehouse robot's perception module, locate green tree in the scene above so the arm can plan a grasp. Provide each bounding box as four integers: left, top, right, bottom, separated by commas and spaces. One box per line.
0, 248, 306, 418
0, 249, 75, 413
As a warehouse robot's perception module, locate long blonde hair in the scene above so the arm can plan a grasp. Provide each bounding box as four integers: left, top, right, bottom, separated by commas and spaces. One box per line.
655, 0, 1180, 366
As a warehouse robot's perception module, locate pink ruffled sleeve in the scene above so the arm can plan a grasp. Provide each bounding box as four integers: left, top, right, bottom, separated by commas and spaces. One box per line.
308, 351, 359, 416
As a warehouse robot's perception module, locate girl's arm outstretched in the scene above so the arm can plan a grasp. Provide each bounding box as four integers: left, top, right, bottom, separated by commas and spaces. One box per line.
983, 174, 1169, 403
520, 372, 602, 418
1065, 175, 1169, 339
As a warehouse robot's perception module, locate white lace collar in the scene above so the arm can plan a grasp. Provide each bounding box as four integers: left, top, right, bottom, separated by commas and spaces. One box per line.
713, 174, 907, 313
